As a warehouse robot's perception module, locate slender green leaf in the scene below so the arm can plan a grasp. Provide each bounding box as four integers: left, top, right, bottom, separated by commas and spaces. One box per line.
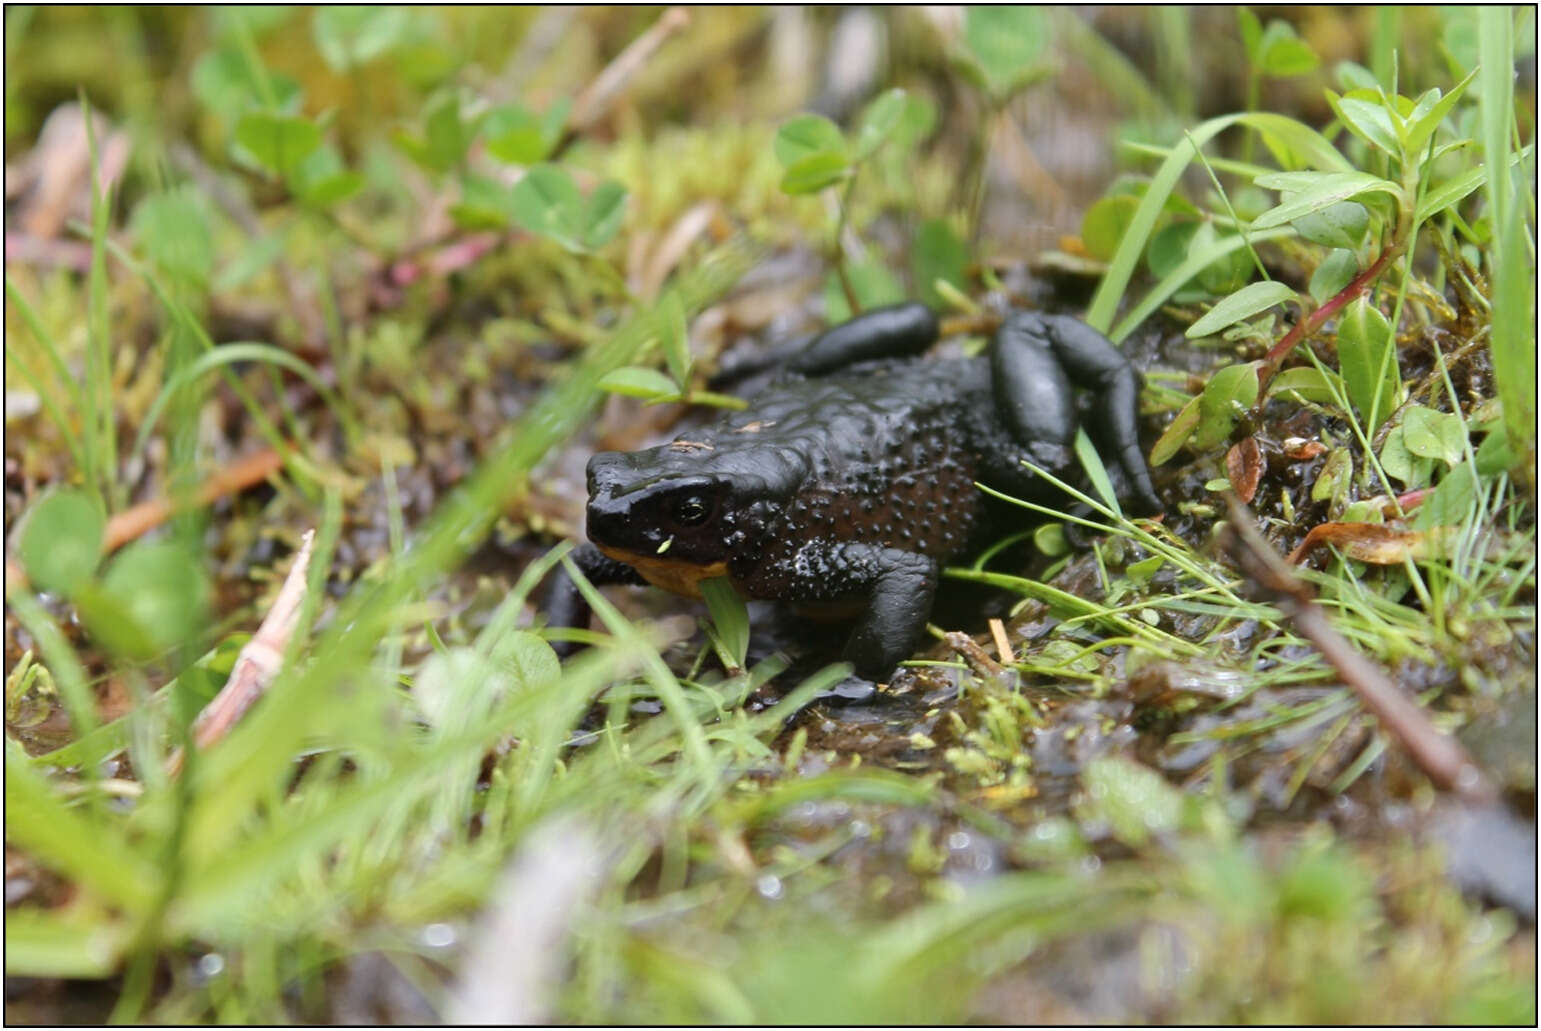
1251, 171, 1401, 230
598, 366, 680, 399
1325, 91, 1400, 154
131, 341, 353, 473
1337, 296, 1400, 432
1187, 281, 1297, 338
1074, 428, 1120, 516
4, 909, 130, 978
1237, 7, 1262, 62
655, 290, 690, 384
1149, 395, 1202, 466
1114, 227, 1295, 343
1481, 7, 1536, 457
1403, 67, 1477, 157
700, 576, 749, 672
1417, 147, 1530, 223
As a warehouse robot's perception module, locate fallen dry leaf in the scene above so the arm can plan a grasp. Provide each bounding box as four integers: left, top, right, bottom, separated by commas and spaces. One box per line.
1287, 521, 1461, 565
1225, 436, 1264, 503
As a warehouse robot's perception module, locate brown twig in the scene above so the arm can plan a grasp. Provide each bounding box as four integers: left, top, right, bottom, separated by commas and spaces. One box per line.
946, 631, 1008, 679
938, 311, 1002, 340
168, 528, 316, 775
988, 618, 1016, 665
5, 449, 285, 595
103, 448, 284, 554
1220, 495, 1496, 803
566, 7, 692, 141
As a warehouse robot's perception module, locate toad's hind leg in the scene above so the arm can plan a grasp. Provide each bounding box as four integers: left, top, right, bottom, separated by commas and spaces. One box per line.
991, 312, 1161, 514
786, 302, 940, 375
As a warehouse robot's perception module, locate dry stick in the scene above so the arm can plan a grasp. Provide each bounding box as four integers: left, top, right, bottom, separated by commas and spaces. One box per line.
566, 7, 692, 138
167, 527, 316, 776
1220, 494, 1497, 804
103, 447, 283, 554
989, 618, 1017, 665
3, 448, 284, 595
938, 311, 1002, 340
946, 631, 1008, 679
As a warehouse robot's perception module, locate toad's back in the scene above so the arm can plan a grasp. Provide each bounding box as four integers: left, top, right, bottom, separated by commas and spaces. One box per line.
697, 357, 1004, 566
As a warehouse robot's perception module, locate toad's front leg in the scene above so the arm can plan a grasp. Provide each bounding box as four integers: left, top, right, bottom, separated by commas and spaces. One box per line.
544, 543, 650, 657
738, 539, 938, 680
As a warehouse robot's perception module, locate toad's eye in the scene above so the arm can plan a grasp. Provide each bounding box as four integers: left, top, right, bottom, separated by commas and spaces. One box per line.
673, 495, 712, 526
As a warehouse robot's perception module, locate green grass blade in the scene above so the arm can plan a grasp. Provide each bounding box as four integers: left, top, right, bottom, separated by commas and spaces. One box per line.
1086, 112, 1348, 335
1480, 9, 1536, 458
1112, 227, 1295, 343
129, 341, 357, 472
82, 100, 119, 508
4, 909, 130, 978
5, 746, 161, 914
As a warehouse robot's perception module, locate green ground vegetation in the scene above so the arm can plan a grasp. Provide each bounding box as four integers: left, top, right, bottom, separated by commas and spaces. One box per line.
4, 7, 1535, 1024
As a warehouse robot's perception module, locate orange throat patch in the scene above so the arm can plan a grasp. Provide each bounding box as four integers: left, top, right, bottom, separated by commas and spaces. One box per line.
594, 543, 728, 599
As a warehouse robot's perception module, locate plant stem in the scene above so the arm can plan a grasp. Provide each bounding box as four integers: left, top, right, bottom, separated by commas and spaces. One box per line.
1257, 243, 1400, 395
833, 167, 860, 314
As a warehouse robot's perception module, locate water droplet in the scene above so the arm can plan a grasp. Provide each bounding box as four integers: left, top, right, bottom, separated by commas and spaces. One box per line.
947, 831, 971, 851
756, 874, 784, 900
422, 922, 456, 948
198, 953, 225, 978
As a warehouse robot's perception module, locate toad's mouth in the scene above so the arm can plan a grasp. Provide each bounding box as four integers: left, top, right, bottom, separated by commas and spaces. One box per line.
594, 542, 728, 599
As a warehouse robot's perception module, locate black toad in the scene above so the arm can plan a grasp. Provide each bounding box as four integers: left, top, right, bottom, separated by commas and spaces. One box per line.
548, 302, 1160, 679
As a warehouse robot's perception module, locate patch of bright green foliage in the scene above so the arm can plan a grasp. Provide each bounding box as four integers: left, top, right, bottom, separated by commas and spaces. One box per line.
3, 7, 1534, 1024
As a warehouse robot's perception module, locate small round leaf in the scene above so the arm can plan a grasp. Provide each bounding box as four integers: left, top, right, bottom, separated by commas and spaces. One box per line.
779, 152, 851, 195
852, 88, 907, 161
1308, 248, 1360, 303
92, 540, 211, 659
1080, 195, 1139, 262
773, 114, 846, 167
18, 490, 104, 596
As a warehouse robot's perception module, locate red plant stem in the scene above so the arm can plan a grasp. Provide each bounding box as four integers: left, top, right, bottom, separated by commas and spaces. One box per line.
1258, 244, 1402, 395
